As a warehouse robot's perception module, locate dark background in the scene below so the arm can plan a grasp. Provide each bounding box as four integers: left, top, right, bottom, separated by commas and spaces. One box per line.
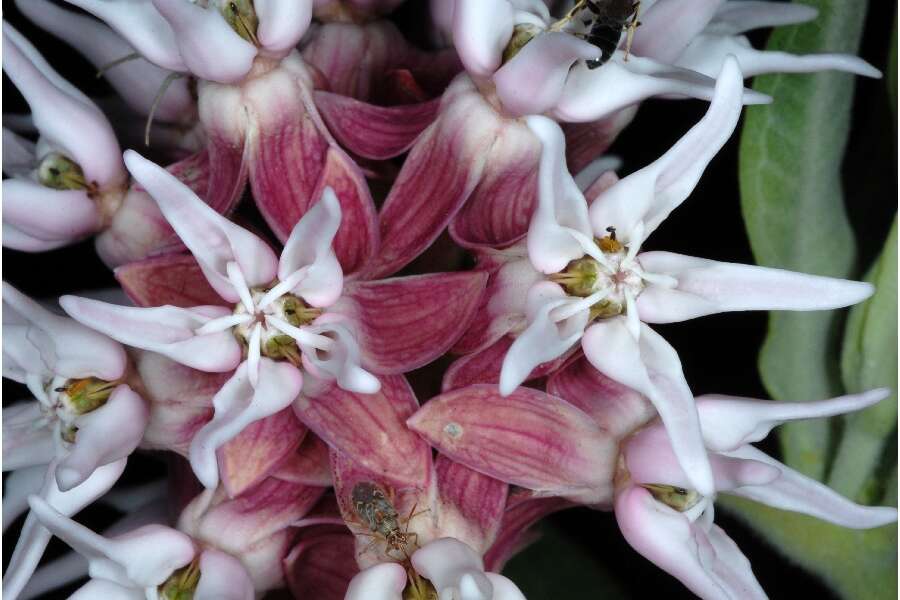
2, 1, 896, 598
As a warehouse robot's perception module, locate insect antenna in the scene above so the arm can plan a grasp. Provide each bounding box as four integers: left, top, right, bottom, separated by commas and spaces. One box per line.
144, 72, 184, 146
95, 52, 141, 78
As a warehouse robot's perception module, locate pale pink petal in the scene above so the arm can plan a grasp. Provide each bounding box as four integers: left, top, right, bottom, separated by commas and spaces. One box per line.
588, 57, 745, 241
188, 359, 303, 488
152, 0, 257, 83
3, 22, 123, 185
278, 187, 344, 307
630, 0, 722, 62
614, 485, 765, 600
62, 0, 185, 71
4, 282, 128, 381
2, 223, 73, 252
69, 579, 142, 599
724, 445, 899, 529
412, 538, 492, 596
345, 562, 406, 600
314, 91, 440, 160
708, 1, 818, 35
334, 272, 487, 374
293, 374, 430, 489
407, 384, 616, 504
452, 0, 515, 77
59, 295, 240, 372
3, 127, 35, 177
582, 319, 714, 496
115, 254, 227, 309
499, 281, 588, 396
2, 403, 57, 471
17, 0, 193, 121
299, 321, 380, 394
124, 150, 278, 302
2, 179, 99, 244
435, 455, 508, 555
56, 385, 149, 491
485, 573, 527, 600
3, 465, 45, 532
255, 0, 312, 55
3, 459, 127, 599
523, 115, 592, 273
194, 549, 254, 600
696, 388, 890, 452
494, 32, 600, 116
636, 251, 875, 323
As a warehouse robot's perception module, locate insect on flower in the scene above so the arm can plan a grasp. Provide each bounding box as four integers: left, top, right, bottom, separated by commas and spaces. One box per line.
351, 482, 427, 561
562, 0, 642, 67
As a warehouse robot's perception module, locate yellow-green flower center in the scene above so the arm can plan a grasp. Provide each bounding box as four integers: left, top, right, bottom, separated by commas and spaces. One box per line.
37, 153, 93, 192
221, 0, 259, 46
642, 483, 702, 512
158, 558, 201, 600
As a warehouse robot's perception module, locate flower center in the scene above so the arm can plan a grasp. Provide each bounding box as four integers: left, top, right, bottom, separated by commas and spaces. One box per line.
158, 557, 201, 600
641, 483, 702, 512
221, 0, 260, 46
232, 287, 322, 367
37, 153, 96, 194
403, 569, 439, 600
39, 375, 118, 443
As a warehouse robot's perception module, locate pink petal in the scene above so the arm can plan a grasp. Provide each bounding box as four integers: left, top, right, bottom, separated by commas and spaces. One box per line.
3, 180, 99, 245
696, 388, 890, 453
615, 485, 766, 600
219, 408, 307, 498
407, 384, 616, 505
115, 254, 227, 308
493, 32, 600, 116
452, 0, 514, 77
435, 455, 508, 555
152, 0, 257, 83
56, 385, 149, 492
4, 282, 127, 381
442, 336, 574, 392
448, 119, 542, 250
345, 562, 406, 600
483, 492, 572, 572
630, 0, 723, 62
333, 272, 488, 374
59, 295, 241, 373
636, 251, 875, 322
188, 359, 304, 488
546, 355, 656, 440
255, 0, 312, 55
314, 91, 440, 159
195, 548, 255, 600
124, 150, 278, 303
364, 75, 501, 278
562, 112, 636, 175
724, 445, 899, 529
273, 433, 333, 487
293, 375, 431, 489
582, 319, 714, 496
285, 529, 357, 600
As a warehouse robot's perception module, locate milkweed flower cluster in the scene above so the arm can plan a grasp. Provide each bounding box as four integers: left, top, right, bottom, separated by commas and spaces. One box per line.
1, 1, 894, 599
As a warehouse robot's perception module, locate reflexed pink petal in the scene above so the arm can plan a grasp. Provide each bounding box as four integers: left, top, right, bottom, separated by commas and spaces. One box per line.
589, 57, 745, 242
494, 32, 599, 116
483, 492, 572, 572
582, 319, 714, 496
56, 385, 149, 492
195, 548, 255, 600
314, 91, 440, 159
201, 99, 250, 225
546, 356, 655, 440
448, 119, 541, 249
615, 485, 766, 599
364, 76, 502, 278
152, 0, 257, 83
407, 384, 616, 504
255, 0, 312, 54
334, 272, 487, 374
273, 433, 333, 487
2, 23, 124, 186
3, 180, 100, 244
188, 359, 304, 488
124, 150, 278, 303
435, 455, 508, 555
285, 530, 357, 600
115, 254, 227, 308
562, 112, 636, 174
219, 408, 307, 498
345, 562, 406, 600
4, 282, 128, 381
636, 251, 875, 323
59, 295, 240, 372
630, 0, 723, 62
442, 336, 574, 392
452, 0, 514, 77
293, 375, 430, 489
696, 388, 890, 452
724, 445, 899, 529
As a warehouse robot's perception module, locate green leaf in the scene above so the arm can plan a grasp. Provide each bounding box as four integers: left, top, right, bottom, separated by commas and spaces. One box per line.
828, 219, 897, 501
738, 0, 869, 479
502, 525, 626, 599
